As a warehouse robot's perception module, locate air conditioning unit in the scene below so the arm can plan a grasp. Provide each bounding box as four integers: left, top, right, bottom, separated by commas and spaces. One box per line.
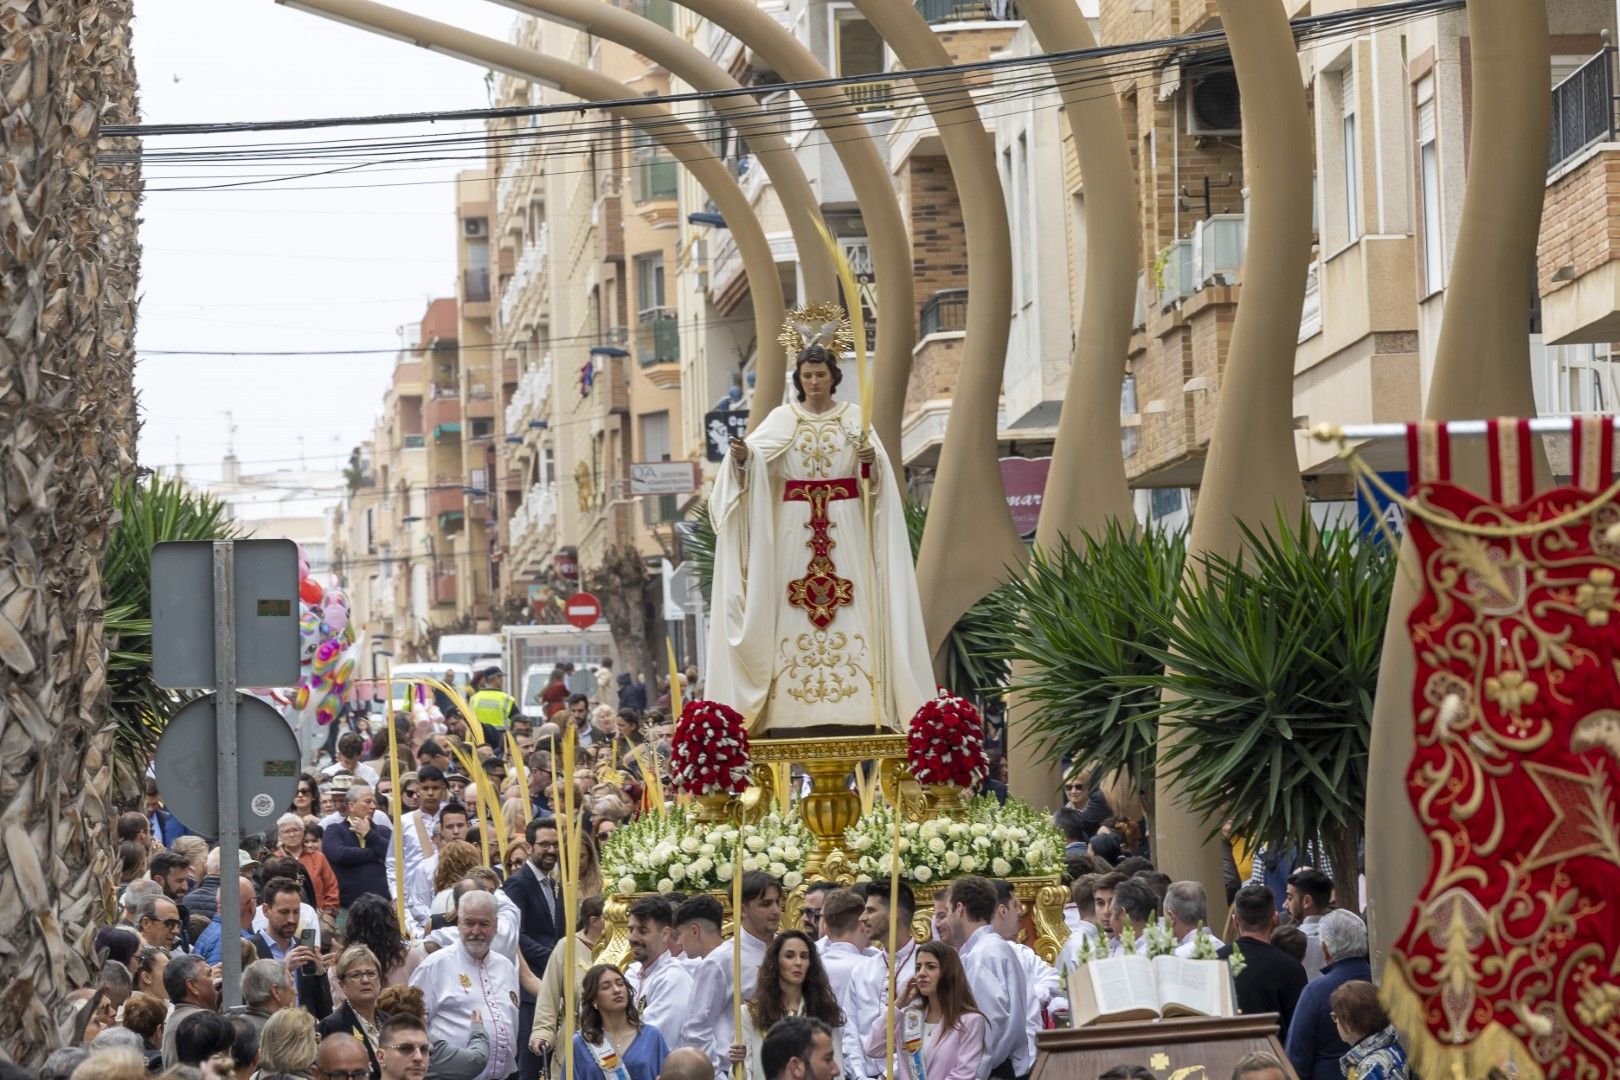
1185, 67, 1242, 137
463, 217, 489, 238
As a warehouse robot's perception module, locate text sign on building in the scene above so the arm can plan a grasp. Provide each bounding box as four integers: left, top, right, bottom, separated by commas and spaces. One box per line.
630, 461, 700, 497
999, 457, 1051, 540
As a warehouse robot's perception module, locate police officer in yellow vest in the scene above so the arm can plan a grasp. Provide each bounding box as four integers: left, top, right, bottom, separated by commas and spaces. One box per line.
469, 666, 520, 745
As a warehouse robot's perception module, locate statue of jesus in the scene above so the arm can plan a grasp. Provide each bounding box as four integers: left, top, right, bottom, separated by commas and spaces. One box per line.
703, 323, 935, 735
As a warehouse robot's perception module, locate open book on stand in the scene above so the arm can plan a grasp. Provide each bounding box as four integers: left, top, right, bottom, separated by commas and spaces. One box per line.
1068, 954, 1235, 1027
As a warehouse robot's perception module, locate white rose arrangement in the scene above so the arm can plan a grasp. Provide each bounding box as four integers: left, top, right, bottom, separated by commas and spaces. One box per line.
844, 794, 1064, 884
600, 805, 815, 894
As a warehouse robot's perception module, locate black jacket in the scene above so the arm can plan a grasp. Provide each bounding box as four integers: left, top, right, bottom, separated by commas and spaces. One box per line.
501, 862, 561, 1003
1216, 936, 1309, 1037
252, 932, 334, 1020
317, 1002, 389, 1077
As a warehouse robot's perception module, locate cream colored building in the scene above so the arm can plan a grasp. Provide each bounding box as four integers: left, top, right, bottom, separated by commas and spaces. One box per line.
490, 13, 688, 664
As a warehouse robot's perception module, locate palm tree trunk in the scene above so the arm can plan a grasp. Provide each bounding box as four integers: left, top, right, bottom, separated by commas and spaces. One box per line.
0, 0, 140, 1061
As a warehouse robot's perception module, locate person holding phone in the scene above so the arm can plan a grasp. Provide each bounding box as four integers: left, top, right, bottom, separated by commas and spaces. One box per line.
251, 876, 333, 1020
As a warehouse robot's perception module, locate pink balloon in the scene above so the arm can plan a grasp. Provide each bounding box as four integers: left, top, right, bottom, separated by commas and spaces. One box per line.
323, 603, 349, 633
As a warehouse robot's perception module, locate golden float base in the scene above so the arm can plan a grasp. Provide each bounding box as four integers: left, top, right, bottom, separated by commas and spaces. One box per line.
597, 734, 1069, 967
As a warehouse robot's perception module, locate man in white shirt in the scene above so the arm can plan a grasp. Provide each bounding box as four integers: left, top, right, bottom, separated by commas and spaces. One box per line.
426, 872, 523, 966
323, 731, 381, 787
1165, 880, 1224, 958
943, 877, 1033, 1080
1107, 878, 1159, 958
679, 871, 780, 1075
991, 880, 1058, 1037
815, 889, 871, 1006
406, 801, 471, 933
674, 894, 725, 976
840, 882, 918, 1080
1053, 875, 1102, 979
1285, 867, 1334, 980
399, 765, 449, 896
626, 896, 695, 1045
410, 891, 520, 1080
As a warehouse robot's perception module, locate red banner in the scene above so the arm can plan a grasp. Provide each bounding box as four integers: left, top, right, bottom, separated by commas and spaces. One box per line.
1386, 418, 1620, 1078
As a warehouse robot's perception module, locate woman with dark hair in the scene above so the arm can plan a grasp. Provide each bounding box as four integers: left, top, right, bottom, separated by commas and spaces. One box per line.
707, 335, 935, 736
728, 930, 845, 1079
1330, 980, 1409, 1080
865, 941, 986, 1080
572, 963, 668, 1080
132, 946, 169, 1002
292, 773, 323, 820
335, 896, 410, 992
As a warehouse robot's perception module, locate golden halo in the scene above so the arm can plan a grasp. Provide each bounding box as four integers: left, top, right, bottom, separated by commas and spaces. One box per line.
778, 300, 853, 363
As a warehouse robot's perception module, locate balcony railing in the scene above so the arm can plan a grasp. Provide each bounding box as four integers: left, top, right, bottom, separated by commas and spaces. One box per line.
919, 289, 968, 337
464, 266, 491, 303
1299, 260, 1323, 343
848, 80, 895, 114
636, 308, 680, 366
632, 158, 679, 203
915, 0, 1020, 23
1192, 213, 1245, 289
500, 227, 546, 327
402, 434, 426, 450
1550, 49, 1617, 172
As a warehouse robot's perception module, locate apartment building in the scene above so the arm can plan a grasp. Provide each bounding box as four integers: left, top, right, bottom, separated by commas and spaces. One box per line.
1104, 0, 1616, 528
491, 12, 688, 653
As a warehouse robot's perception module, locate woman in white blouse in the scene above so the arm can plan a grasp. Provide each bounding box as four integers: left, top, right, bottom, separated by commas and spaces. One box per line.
728, 931, 845, 1080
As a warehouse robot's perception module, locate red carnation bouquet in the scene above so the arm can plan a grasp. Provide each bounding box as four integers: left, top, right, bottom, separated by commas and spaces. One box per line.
669, 699, 752, 797
907, 690, 988, 788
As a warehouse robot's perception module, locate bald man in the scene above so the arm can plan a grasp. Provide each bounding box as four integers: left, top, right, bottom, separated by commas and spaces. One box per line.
196, 877, 257, 964
658, 1047, 716, 1080
314, 1032, 371, 1080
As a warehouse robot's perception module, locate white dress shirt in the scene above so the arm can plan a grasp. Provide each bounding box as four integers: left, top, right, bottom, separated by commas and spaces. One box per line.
322, 760, 382, 787
678, 933, 770, 1075
398, 805, 442, 893
1173, 928, 1225, 958
958, 925, 1033, 1079
407, 851, 439, 933
818, 939, 873, 1006
839, 939, 917, 1079
1011, 940, 1058, 1038
409, 942, 519, 1080
630, 950, 695, 1049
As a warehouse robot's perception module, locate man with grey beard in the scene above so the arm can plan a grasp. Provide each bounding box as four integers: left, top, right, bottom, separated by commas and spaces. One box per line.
408, 890, 519, 1080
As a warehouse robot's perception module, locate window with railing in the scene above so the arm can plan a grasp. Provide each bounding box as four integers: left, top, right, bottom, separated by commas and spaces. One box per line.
636, 308, 680, 366
463, 266, 491, 302
1549, 49, 1617, 171
919, 289, 968, 337
915, 0, 1020, 23
632, 133, 679, 203
1541, 342, 1620, 416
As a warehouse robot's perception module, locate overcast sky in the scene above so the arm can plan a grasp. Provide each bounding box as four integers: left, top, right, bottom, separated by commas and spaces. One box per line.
131, 0, 512, 486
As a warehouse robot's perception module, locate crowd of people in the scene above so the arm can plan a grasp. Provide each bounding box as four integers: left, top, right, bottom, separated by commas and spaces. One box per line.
50, 675, 1410, 1080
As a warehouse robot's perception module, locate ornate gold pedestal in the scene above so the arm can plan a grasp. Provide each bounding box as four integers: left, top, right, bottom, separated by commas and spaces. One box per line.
595, 733, 1070, 968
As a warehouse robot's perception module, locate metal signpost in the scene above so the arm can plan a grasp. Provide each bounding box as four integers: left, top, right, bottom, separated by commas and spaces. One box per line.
151, 539, 299, 1009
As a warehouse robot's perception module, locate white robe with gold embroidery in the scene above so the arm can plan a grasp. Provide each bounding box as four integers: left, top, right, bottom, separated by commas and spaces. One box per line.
705, 401, 933, 733
408, 942, 519, 1080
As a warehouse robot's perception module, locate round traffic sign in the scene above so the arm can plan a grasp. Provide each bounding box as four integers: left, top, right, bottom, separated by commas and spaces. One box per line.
564, 591, 601, 630
153, 693, 302, 838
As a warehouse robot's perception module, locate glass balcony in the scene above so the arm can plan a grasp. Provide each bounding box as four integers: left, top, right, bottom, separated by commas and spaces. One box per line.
633, 158, 679, 203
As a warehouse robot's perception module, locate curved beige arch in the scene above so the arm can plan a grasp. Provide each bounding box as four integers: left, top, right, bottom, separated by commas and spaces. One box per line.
1009, 0, 1140, 806
1365, 0, 1550, 969
277, 0, 785, 422
664, 0, 913, 470
1022, 0, 1137, 545
1153, 0, 1312, 914
493, 0, 837, 421
855, 2, 1024, 657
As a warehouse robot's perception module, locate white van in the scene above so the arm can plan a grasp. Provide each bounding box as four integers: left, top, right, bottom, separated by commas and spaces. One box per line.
389, 662, 472, 713
437, 634, 503, 669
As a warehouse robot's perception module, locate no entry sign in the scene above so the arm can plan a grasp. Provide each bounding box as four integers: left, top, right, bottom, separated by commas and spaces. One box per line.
565, 591, 602, 629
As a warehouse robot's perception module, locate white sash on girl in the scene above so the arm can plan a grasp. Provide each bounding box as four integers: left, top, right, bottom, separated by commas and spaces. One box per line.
902, 1007, 926, 1080
585, 1035, 632, 1080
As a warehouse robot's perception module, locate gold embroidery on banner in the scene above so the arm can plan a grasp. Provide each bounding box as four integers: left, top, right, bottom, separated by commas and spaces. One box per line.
778, 631, 871, 706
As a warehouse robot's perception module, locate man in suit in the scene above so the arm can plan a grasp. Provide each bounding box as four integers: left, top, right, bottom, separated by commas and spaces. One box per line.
322, 784, 392, 911
252, 876, 333, 1020
501, 816, 561, 1080
1217, 884, 1308, 1037
144, 778, 194, 847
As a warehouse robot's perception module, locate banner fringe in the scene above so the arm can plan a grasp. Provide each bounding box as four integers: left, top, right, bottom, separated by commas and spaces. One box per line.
1380, 961, 1544, 1080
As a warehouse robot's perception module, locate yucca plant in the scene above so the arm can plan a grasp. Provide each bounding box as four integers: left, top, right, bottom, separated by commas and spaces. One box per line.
1144, 515, 1393, 886
102, 475, 240, 795
986, 522, 1186, 812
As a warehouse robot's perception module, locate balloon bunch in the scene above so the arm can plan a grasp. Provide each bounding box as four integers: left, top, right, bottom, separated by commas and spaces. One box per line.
291, 548, 362, 726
